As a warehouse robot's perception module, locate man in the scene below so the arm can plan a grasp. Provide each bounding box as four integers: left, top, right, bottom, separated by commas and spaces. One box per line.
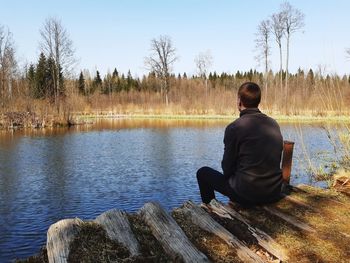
197, 82, 283, 208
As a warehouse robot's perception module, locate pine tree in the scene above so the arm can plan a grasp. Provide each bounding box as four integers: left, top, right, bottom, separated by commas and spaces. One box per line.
306, 69, 314, 85
35, 53, 47, 98
27, 64, 36, 97
126, 70, 133, 91
112, 68, 119, 78
78, 71, 85, 95
213, 72, 217, 80
93, 70, 102, 90
120, 73, 126, 91
235, 71, 241, 79
46, 57, 56, 98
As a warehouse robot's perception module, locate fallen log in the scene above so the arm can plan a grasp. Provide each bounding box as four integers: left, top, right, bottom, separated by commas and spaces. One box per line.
139, 201, 209, 263
216, 201, 289, 261
333, 174, 350, 197
95, 209, 140, 256
46, 218, 83, 263
178, 201, 265, 263
280, 193, 316, 211
262, 206, 316, 233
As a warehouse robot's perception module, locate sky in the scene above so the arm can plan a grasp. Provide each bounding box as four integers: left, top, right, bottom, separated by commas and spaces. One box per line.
1, 0, 350, 77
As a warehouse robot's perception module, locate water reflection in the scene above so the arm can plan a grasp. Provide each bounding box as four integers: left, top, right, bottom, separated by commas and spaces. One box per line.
0, 118, 346, 262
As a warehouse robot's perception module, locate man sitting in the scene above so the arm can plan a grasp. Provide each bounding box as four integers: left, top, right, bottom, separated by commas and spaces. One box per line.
197, 82, 283, 209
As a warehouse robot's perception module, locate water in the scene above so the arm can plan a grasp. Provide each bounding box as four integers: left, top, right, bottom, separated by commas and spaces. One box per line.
0, 119, 344, 262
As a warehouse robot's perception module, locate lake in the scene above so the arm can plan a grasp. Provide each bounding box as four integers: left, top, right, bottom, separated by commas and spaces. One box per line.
0, 118, 345, 262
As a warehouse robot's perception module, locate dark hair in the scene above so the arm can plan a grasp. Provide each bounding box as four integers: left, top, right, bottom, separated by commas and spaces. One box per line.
238, 82, 261, 108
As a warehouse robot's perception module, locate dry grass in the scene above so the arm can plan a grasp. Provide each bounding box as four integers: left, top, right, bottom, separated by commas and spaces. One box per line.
233, 185, 350, 263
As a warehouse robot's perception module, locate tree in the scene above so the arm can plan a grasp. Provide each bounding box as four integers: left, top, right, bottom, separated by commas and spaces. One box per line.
255, 19, 271, 100
27, 64, 36, 97
78, 71, 85, 95
93, 70, 102, 91
145, 35, 178, 105
194, 50, 213, 98
194, 50, 213, 79
46, 56, 57, 98
35, 53, 48, 98
0, 24, 17, 105
271, 11, 285, 95
111, 69, 119, 92
281, 1, 305, 99
112, 68, 119, 78
39, 17, 75, 106
126, 70, 133, 91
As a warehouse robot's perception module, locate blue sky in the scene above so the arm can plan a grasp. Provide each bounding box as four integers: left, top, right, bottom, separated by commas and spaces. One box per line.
1, 0, 350, 77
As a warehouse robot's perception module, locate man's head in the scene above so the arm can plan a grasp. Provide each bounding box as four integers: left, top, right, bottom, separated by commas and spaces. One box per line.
237, 82, 261, 111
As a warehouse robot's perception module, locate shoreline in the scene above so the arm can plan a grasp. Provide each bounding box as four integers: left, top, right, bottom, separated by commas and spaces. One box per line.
1, 111, 350, 131
75, 112, 350, 123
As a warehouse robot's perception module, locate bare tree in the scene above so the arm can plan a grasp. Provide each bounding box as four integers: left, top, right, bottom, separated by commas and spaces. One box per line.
255, 19, 271, 100
281, 1, 305, 97
145, 35, 177, 105
195, 50, 213, 78
346, 48, 350, 60
39, 17, 76, 106
194, 50, 213, 98
0, 24, 17, 106
271, 11, 285, 95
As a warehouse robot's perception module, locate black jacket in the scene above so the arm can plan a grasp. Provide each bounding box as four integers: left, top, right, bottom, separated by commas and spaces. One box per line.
221, 108, 283, 203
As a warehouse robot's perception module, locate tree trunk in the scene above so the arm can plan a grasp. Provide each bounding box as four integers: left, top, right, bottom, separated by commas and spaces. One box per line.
139, 202, 209, 263
95, 209, 141, 256
285, 34, 290, 113
279, 42, 283, 105
264, 52, 268, 104
217, 200, 289, 261
165, 77, 170, 106
165, 91, 169, 106
46, 218, 83, 263
178, 201, 265, 263
262, 205, 316, 232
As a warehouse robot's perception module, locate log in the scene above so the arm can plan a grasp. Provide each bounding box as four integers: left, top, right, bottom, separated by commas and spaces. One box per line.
333, 175, 350, 197
139, 202, 209, 263
219, 201, 289, 261
95, 209, 140, 256
179, 201, 265, 263
46, 218, 83, 263
262, 206, 316, 233
280, 193, 316, 211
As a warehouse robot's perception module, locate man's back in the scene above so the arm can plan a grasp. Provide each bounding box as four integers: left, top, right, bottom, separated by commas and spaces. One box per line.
222, 108, 283, 203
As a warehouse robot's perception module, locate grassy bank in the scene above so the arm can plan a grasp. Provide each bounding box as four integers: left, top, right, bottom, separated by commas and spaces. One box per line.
1, 110, 350, 130
73, 111, 350, 124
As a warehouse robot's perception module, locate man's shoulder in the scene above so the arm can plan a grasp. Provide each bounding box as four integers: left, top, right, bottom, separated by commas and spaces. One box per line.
226, 118, 241, 130
248, 111, 280, 126
262, 113, 280, 127
224, 118, 245, 137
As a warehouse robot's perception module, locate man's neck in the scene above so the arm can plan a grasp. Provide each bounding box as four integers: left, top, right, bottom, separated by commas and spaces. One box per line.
239, 107, 260, 117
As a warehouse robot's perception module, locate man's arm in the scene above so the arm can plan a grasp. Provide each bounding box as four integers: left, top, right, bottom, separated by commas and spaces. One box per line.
221, 125, 238, 179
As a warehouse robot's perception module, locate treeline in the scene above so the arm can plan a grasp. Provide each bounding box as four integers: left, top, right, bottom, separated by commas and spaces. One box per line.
20, 60, 350, 116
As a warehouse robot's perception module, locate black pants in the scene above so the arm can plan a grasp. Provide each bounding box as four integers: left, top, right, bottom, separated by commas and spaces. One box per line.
196, 166, 252, 205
